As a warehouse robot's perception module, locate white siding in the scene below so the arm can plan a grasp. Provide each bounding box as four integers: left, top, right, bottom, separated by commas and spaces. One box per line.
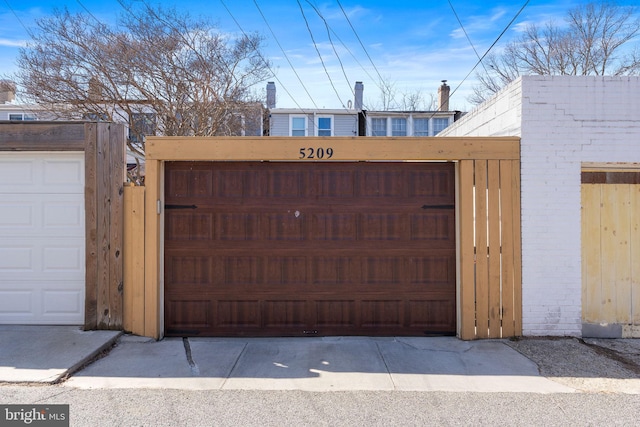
441, 76, 640, 336
270, 112, 358, 136
269, 114, 291, 136
333, 114, 358, 136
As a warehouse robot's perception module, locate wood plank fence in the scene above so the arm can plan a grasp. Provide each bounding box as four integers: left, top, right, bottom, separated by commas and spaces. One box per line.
459, 159, 522, 339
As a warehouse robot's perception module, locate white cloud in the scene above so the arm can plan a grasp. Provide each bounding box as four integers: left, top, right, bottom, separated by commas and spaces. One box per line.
0, 38, 27, 48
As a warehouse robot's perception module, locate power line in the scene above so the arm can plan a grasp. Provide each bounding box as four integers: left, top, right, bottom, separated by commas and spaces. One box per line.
448, 0, 489, 76
220, 0, 308, 112
304, 1, 354, 101
296, 0, 347, 109
3, 0, 34, 39
251, 0, 318, 110
436, 0, 530, 114
335, 0, 385, 86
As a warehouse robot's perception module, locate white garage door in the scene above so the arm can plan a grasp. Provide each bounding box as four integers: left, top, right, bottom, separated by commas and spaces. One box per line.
0, 152, 85, 324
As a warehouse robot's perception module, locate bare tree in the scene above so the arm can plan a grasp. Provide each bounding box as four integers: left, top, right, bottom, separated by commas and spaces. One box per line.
15, 1, 271, 181
367, 76, 436, 111
470, 1, 640, 105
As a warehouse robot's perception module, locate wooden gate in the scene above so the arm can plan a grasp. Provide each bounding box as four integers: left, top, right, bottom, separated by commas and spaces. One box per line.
582, 169, 640, 337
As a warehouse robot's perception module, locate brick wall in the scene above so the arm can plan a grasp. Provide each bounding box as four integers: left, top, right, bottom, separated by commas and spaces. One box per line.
441, 76, 640, 336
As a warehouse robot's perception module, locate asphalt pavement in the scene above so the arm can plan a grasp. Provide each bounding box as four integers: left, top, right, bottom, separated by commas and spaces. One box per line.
1, 326, 639, 394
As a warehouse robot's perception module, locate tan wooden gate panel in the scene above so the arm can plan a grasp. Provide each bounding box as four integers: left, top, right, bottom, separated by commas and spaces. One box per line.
582, 176, 640, 334
459, 159, 522, 339
123, 184, 145, 335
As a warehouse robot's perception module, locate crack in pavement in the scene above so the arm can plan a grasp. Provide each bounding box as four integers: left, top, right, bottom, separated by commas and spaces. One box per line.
182, 338, 200, 376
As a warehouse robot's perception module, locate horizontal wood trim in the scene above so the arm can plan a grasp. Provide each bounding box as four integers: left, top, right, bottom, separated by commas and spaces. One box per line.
582, 162, 640, 172
0, 122, 86, 150
146, 136, 520, 161
582, 171, 640, 184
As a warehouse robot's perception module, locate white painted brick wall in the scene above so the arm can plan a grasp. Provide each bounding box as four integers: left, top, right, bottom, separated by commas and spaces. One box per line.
441, 76, 640, 336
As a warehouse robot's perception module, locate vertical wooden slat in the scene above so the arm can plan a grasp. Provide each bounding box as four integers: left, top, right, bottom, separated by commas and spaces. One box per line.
600, 185, 619, 322
84, 124, 98, 330
459, 160, 476, 339
511, 160, 522, 336
487, 160, 501, 337
582, 184, 602, 323
614, 185, 632, 323
475, 160, 489, 338
144, 159, 161, 339
108, 124, 125, 328
96, 124, 111, 328
500, 160, 516, 336
631, 185, 640, 325
124, 185, 146, 335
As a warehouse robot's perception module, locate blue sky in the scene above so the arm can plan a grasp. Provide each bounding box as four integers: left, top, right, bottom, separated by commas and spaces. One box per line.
1, 1, 637, 110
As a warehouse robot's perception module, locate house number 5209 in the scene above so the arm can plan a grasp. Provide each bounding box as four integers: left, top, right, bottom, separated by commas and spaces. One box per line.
299, 147, 334, 159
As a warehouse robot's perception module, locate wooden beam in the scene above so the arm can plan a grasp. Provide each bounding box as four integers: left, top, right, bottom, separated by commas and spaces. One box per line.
83, 124, 98, 330
108, 123, 125, 328
0, 122, 85, 150
144, 159, 161, 339
96, 123, 111, 328
146, 136, 520, 161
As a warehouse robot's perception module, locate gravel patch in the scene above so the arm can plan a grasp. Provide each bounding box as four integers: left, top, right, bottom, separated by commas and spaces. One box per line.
505, 337, 640, 393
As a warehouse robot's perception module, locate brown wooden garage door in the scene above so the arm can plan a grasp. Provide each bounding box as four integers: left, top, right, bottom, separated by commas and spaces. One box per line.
164, 161, 456, 336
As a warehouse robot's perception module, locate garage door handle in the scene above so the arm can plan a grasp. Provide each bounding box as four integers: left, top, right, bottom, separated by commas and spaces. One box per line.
165, 204, 198, 210
421, 204, 455, 210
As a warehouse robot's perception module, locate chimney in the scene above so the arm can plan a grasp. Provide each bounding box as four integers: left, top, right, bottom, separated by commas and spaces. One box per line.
266, 81, 276, 109
88, 77, 102, 101
0, 80, 16, 104
354, 81, 364, 111
438, 80, 450, 111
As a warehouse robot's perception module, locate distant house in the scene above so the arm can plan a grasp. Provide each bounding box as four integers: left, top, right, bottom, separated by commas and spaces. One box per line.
267, 80, 462, 137
0, 80, 52, 121
0, 80, 265, 173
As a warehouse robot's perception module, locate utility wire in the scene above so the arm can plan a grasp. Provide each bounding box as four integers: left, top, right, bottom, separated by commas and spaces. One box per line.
448, 0, 490, 76
434, 0, 530, 114
252, 0, 318, 110
3, 0, 34, 38
220, 0, 308, 112
336, 0, 385, 86
296, 0, 347, 109
304, 1, 355, 104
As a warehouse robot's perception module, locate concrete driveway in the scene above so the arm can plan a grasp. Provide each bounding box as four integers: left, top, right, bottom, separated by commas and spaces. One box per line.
2, 326, 639, 393
0, 326, 568, 392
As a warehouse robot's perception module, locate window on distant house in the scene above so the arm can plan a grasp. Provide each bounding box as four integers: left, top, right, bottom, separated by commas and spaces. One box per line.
291, 116, 307, 136
9, 113, 36, 121
129, 113, 157, 146
413, 118, 429, 136
371, 118, 387, 136
391, 118, 407, 136
317, 116, 332, 136
433, 117, 450, 135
